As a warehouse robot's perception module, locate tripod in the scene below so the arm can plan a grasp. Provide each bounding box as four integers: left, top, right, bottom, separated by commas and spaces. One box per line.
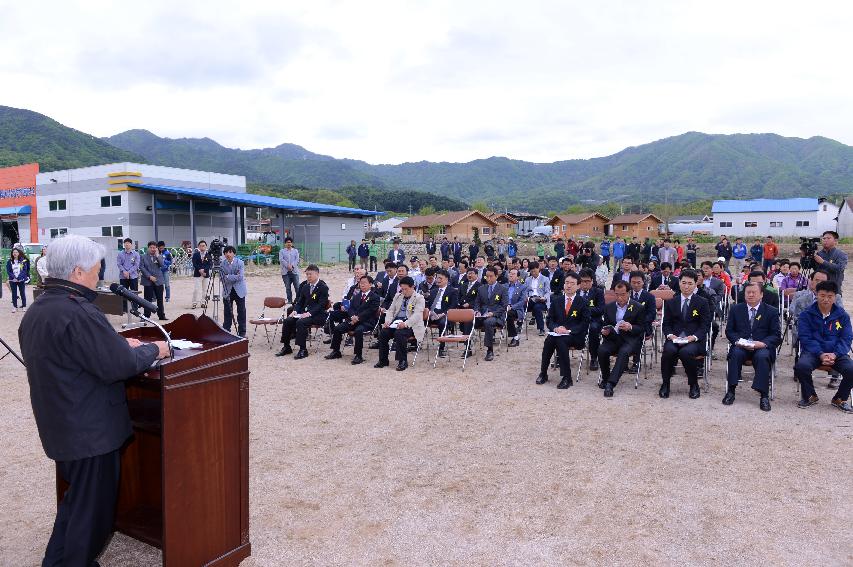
0, 335, 25, 366
202, 262, 224, 323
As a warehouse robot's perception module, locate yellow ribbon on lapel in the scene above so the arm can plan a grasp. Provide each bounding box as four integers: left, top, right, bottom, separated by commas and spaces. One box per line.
755, 314, 761, 321
312, 293, 317, 300
836, 321, 842, 330
628, 304, 633, 312
571, 310, 578, 317
692, 309, 699, 317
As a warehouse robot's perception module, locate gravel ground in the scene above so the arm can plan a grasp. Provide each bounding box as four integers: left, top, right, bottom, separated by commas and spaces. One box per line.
1, 264, 851, 566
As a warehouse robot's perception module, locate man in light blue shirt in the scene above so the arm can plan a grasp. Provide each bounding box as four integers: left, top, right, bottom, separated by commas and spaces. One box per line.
221, 245, 247, 337
279, 237, 300, 303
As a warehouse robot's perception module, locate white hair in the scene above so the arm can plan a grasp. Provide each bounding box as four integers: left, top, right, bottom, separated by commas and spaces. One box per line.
46, 234, 105, 280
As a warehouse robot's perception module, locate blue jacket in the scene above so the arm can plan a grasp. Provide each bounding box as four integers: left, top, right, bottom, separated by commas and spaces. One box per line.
357, 243, 370, 258
600, 241, 610, 256
159, 248, 173, 274
6, 258, 30, 282
612, 241, 625, 258
798, 302, 853, 358
507, 242, 518, 258
221, 256, 247, 298
732, 243, 747, 260
750, 244, 763, 262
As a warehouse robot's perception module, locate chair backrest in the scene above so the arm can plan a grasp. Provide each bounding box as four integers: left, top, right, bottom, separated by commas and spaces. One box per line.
264, 296, 287, 309
650, 289, 675, 301
446, 308, 476, 324
604, 290, 617, 304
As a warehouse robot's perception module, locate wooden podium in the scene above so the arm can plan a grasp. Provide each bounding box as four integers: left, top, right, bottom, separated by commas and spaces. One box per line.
56, 314, 251, 566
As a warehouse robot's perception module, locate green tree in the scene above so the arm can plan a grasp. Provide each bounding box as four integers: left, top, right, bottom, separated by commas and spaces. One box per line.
471, 201, 489, 213
419, 204, 437, 215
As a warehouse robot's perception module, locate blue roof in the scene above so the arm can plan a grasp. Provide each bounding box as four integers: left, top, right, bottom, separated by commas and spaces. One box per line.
128, 183, 381, 217
0, 205, 32, 215
712, 198, 818, 214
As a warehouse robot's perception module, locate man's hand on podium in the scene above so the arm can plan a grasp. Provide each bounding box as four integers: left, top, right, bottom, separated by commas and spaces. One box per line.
153, 342, 170, 359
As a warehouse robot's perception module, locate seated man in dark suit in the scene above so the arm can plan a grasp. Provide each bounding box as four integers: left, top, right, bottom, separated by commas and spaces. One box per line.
578, 268, 605, 370
794, 280, 853, 413
428, 270, 459, 358
610, 257, 634, 290
598, 281, 646, 397
325, 275, 380, 365
723, 281, 781, 411
747, 270, 779, 309
628, 270, 657, 371
277, 264, 330, 359
461, 267, 508, 361
660, 269, 712, 399
505, 267, 530, 347
649, 262, 679, 290
457, 268, 481, 308
536, 272, 590, 389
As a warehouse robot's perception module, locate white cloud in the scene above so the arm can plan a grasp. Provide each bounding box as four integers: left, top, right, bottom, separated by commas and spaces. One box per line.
1, 0, 851, 163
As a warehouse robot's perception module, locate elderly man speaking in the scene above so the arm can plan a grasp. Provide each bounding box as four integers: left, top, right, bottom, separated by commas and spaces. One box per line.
19, 234, 169, 567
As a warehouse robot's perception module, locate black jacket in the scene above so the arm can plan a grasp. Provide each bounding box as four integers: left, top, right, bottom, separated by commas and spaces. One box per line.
347, 289, 380, 329
602, 299, 646, 346
458, 279, 480, 308
19, 279, 160, 461
546, 292, 591, 336
427, 286, 459, 316
293, 280, 330, 318
725, 302, 781, 351
577, 286, 606, 323
663, 293, 712, 348
628, 289, 658, 333
650, 273, 679, 291
473, 282, 509, 322
610, 270, 633, 290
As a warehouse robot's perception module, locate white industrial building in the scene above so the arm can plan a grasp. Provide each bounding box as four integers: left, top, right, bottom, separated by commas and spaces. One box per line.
711, 198, 836, 237
836, 197, 853, 238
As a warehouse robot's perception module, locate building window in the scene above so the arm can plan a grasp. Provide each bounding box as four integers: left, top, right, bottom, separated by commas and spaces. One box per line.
769, 222, 783, 228
593, 225, 599, 232
823, 205, 828, 211
438, 226, 446, 234
100, 195, 121, 207
101, 226, 123, 237
745, 222, 758, 227
404, 228, 412, 235
562, 224, 566, 232
719, 221, 732, 228
622, 224, 628, 231
796, 220, 810, 227
48, 199, 66, 211
49, 228, 68, 238
482, 227, 491, 235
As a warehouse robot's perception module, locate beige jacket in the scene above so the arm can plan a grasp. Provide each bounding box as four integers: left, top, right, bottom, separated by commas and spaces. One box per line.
386, 292, 427, 344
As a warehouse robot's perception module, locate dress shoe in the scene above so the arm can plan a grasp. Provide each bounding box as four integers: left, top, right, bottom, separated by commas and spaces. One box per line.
275, 346, 293, 357
324, 350, 342, 360
396, 360, 408, 371
722, 391, 736, 405
659, 381, 670, 398
598, 379, 607, 389
603, 383, 614, 397
374, 360, 389, 368
323, 338, 332, 345
589, 360, 599, 371
557, 377, 573, 389
797, 394, 819, 408
688, 384, 701, 399
538, 329, 545, 337
759, 396, 771, 412
536, 374, 548, 384
159, 316, 169, 321
294, 348, 309, 360
351, 355, 364, 365
509, 338, 520, 347
484, 350, 494, 361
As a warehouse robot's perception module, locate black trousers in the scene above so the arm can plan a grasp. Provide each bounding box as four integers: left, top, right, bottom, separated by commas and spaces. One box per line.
462, 316, 504, 349
588, 321, 602, 358
540, 333, 585, 379
795, 352, 853, 401
326, 307, 349, 334
599, 335, 640, 385
281, 313, 326, 348
727, 345, 772, 394
506, 309, 520, 338
142, 284, 165, 318
119, 277, 138, 313
331, 320, 372, 356
661, 340, 703, 385
527, 299, 547, 331
378, 325, 415, 363
43, 449, 121, 567
223, 289, 247, 337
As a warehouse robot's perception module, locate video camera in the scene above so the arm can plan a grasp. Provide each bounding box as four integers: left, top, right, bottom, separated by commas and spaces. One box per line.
799, 237, 820, 271
208, 237, 228, 267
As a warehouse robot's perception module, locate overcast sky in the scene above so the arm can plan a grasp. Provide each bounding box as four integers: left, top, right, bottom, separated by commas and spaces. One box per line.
1, 1, 850, 164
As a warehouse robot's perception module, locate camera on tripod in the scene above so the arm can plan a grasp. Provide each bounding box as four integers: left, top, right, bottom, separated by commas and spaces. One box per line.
209, 237, 228, 267
799, 237, 821, 271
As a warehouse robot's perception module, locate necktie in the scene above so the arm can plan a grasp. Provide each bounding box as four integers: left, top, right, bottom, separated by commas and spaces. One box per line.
565, 297, 572, 316
489, 284, 494, 297
634, 292, 639, 301
682, 298, 690, 321
433, 288, 444, 309
310, 284, 315, 296
749, 307, 756, 327
362, 292, 367, 302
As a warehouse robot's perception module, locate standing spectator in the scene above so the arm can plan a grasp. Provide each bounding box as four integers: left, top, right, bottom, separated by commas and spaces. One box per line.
192, 240, 212, 309
140, 241, 167, 320
157, 241, 173, 303
641, 238, 652, 264
675, 240, 684, 264
715, 237, 733, 270
612, 237, 625, 266
497, 239, 507, 261
536, 241, 545, 261
600, 238, 611, 269
425, 237, 437, 256
686, 238, 698, 268
6, 247, 30, 312
368, 238, 379, 272
554, 238, 565, 259
750, 238, 763, 264
357, 239, 370, 270
221, 245, 247, 337
627, 237, 641, 263
388, 240, 406, 264
813, 230, 848, 291
35, 246, 49, 282
762, 236, 778, 273
507, 238, 518, 260
440, 237, 451, 261
345, 239, 357, 272
468, 240, 480, 259
731, 237, 748, 276
484, 240, 495, 261
279, 237, 300, 303
658, 239, 677, 267
116, 237, 140, 314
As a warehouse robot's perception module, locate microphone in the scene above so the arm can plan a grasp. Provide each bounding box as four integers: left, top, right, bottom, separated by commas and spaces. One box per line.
109, 283, 160, 314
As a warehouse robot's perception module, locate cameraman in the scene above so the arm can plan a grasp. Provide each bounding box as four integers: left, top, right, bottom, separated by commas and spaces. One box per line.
813, 230, 847, 291
221, 245, 247, 337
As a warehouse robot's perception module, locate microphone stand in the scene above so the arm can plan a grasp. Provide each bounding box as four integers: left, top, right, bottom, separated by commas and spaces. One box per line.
0, 336, 25, 367
129, 307, 175, 360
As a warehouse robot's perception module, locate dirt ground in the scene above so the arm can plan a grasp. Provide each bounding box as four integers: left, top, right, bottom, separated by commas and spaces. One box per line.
1, 263, 851, 566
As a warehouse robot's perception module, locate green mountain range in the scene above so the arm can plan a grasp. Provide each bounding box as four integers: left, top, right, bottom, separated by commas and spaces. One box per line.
2, 104, 852, 214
